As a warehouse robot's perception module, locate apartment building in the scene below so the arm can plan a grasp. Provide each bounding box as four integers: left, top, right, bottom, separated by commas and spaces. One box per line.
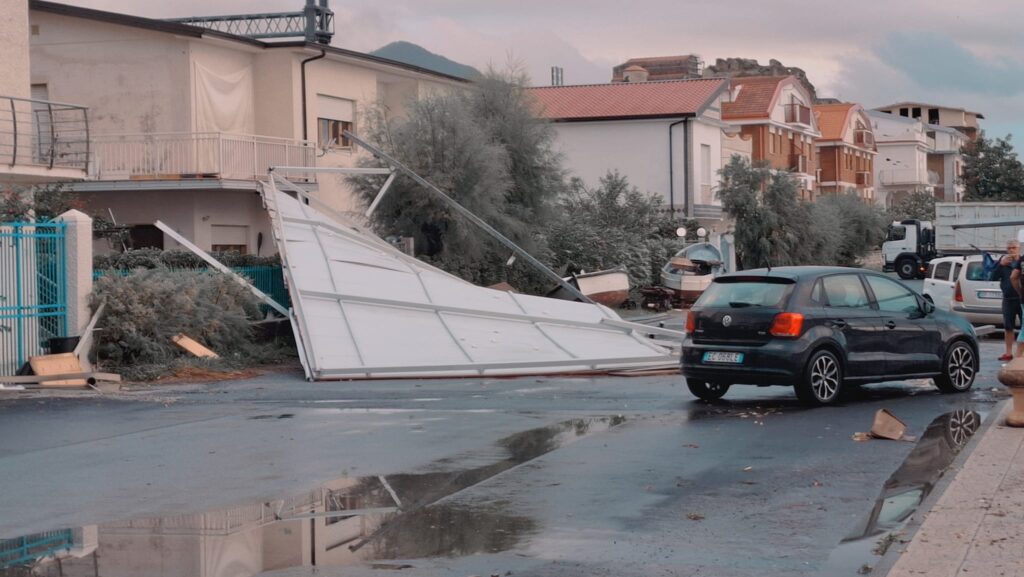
812, 103, 876, 201
867, 110, 935, 208
874, 102, 983, 142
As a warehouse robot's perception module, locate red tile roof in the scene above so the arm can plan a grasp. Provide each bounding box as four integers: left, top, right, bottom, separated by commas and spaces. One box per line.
813, 103, 857, 140
721, 76, 791, 120
528, 78, 727, 121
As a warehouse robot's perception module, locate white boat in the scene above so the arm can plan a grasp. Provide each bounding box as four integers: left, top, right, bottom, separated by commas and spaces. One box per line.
661, 243, 728, 304
548, 266, 631, 308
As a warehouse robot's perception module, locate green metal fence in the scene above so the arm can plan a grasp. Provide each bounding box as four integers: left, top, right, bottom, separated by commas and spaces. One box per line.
0, 221, 67, 375
0, 529, 73, 568
93, 265, 290, 311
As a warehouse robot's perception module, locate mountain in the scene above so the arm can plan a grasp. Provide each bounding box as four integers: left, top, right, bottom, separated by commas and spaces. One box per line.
370, 41, 480, 80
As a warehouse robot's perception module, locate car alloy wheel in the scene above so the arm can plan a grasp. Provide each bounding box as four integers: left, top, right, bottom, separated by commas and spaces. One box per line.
796, 350, 843, 405
686, 379, 730, 401
936, 342, 976, 393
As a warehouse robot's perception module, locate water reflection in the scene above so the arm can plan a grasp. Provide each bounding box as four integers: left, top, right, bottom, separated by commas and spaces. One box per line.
819, 408, 981, 576
0, 416, 622, 577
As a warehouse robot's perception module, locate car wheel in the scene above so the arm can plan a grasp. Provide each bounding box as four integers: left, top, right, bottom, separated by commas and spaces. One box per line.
795, 350, 843, 405
686, 379, 730, 401
896, 258, 917, 280
935, 341, 976, 393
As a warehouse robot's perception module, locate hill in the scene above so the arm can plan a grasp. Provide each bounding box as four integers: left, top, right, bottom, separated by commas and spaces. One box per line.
370, 41, 479, 80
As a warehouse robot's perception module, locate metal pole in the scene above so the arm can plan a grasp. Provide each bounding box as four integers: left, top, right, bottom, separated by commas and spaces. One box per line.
9, 98, 17, 166
342, 131, 592, 303
364, 171, 397, 218
47, 103, 56, 168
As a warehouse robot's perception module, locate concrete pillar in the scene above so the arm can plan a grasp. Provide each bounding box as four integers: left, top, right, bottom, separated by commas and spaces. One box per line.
56, 209, 93, 337
996, 356, 1024, 427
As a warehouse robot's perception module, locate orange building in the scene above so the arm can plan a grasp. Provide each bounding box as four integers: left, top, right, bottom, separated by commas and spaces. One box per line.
721, 75, 821, 199
813, 103, 877, 202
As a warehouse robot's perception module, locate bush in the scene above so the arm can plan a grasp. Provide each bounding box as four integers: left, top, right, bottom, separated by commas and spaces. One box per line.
94, 249, 280, 271
89, 269, 292, 380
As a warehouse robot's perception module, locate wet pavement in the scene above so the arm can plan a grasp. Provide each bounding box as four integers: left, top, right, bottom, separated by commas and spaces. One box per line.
0, 336, 1010, 577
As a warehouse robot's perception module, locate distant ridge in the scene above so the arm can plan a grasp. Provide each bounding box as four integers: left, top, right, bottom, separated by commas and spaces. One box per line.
370, 41, 479, 80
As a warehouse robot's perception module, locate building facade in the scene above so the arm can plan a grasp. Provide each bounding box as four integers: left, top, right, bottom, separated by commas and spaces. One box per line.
867, 110, 935, 208
721, 75, 821, 199
874, 102, 983, 142
812, 103, 876, 201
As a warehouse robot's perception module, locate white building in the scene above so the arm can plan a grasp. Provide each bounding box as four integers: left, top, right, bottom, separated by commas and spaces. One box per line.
867, 110, 935, 208
28, 0, 466, 254
527, 77, 731, 223
927, 123, 967, 202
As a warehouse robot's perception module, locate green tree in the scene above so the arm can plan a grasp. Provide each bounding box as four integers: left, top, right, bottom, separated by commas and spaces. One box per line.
813, 192, 888, 266
347, 69, 565, 290
961, 133, 1024, 201
887, 191, 936, 222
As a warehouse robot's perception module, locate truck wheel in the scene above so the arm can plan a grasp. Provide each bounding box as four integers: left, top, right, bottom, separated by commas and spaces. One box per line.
896, 258, 917, 280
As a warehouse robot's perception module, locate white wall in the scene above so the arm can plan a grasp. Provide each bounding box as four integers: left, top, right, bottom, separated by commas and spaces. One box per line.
1, 0, 30, 99
29, 11, 191, 134
691, 118, 724, 206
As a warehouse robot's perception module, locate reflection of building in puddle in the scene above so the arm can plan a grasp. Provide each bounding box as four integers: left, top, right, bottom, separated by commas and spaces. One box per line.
818, 409, 981, 575
13, 416, 621, 577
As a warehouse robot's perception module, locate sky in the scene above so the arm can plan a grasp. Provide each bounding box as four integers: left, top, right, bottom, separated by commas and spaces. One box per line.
60, 0, 1024, 138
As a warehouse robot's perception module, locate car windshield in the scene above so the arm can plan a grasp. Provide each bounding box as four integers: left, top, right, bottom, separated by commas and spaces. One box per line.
696, 279, 793, 308
965, 261, 988, 281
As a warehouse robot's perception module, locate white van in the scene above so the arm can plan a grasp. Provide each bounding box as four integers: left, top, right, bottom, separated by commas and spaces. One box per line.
922, 255, 1003, 326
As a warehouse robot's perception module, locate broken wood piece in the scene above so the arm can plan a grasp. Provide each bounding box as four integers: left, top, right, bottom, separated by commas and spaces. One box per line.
869, 409, 907, 441
172, 334, 219, 358
29, 353, 87, 386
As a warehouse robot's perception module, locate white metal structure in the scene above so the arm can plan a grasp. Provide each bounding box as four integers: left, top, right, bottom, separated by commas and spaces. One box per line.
262, 174, 679, 380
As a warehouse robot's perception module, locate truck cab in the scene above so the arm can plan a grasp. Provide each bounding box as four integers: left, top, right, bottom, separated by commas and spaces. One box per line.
882, 219, 936, 279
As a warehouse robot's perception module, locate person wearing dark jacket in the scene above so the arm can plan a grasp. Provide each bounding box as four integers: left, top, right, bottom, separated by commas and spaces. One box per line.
992, 240, 1021, 360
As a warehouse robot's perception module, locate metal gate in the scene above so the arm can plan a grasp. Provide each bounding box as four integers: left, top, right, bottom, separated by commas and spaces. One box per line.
0, 222, 67, 375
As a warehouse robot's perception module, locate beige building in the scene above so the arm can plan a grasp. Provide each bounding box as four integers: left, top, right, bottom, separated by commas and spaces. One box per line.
1, 0, 88, 185
874, 102, 983, 142
28, 0, 466, 254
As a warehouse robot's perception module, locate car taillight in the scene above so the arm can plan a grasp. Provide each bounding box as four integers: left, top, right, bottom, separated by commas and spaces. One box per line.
685, 312, 695, 332
769, 312, 804, 337
954, 282, 963, 302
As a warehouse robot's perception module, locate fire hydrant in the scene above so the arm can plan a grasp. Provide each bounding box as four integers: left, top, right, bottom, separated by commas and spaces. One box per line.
996, 356, 1024, 427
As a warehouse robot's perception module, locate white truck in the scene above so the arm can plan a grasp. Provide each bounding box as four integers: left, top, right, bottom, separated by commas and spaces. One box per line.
882, 202, 1024, 279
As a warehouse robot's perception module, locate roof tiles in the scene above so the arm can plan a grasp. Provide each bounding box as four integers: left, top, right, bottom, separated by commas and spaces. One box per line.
528, 78, 727, 121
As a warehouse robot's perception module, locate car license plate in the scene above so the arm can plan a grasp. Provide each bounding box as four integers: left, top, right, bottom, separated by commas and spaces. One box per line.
977, 291, 1002, 300
703, 351, 744, 364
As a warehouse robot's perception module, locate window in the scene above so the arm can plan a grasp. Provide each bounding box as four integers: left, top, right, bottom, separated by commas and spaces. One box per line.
128, 224, 163, 250
887, 226, 907, 241
211, 224, 248, 254
928, 108, 940, 124
211, 244, 247, 254
865, 275, 920, 314
912, 107, 921, 119
966, 261, 987, 281
810, 279, 826, 305
822, 274, 870, 308
900, 108, 909, 117
952, 263, 962, 283
316, 94, 355, 148
697, 280, 793, 308
932, 261, 952, 280
700, 144, 711, 185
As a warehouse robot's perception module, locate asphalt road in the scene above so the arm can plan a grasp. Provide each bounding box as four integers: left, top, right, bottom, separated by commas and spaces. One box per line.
0, 340, 1009, 577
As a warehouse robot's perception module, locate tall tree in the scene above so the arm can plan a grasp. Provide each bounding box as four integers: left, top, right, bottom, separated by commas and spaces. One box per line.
961, 133, 1024, 201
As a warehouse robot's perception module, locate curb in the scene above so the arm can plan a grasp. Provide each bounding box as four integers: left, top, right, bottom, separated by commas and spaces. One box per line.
873, 399, 1009, 576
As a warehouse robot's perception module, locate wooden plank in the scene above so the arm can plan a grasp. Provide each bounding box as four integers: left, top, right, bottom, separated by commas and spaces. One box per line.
28, 353, 87, 387
172, 334, 219, 358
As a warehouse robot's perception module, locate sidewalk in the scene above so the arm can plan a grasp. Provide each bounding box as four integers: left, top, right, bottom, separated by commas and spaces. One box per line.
886, 401, 1024, 577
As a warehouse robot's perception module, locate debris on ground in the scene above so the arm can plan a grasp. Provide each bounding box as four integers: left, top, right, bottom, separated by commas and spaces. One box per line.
742, 466, 753, 472
853, 409, 917, 442
686, 512, 705, 521
172, 334, 219, 358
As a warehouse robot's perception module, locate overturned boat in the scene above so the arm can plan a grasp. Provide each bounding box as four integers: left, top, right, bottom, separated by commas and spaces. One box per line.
661, 242, 728, 304
547, 266, 631, 308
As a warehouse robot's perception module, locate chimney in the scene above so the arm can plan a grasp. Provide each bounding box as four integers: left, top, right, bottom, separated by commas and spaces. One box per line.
623, 65, 649, 83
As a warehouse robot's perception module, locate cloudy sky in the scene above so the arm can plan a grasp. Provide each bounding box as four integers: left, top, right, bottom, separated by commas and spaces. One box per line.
63, 0, 1024, 137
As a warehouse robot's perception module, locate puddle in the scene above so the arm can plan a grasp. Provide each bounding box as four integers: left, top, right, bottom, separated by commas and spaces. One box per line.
0, 416, 623, 576
818, 408, 982, 576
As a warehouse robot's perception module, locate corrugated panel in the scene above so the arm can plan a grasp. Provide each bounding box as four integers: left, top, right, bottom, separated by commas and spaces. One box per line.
263, 178, 678, 380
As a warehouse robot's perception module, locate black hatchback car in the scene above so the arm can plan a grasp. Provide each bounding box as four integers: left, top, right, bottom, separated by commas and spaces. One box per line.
681, 267, 979, 405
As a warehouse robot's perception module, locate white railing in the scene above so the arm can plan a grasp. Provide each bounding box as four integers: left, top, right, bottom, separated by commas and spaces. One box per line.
878, 168, 937, 186
90, 132, 315, 182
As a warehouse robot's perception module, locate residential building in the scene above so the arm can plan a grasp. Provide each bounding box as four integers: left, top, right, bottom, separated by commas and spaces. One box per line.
1, 0, 88, 185
527, 77, 731, 223
812, 103, 876, 201
874, 102, 983, 141
611, 55, 703, 82
867, 110, 936, 208
927, 123, 967, 202
721, 75, 821, 199
28, 0, 466, 254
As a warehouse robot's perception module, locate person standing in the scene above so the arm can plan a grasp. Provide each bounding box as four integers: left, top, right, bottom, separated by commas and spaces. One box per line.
993, 240, 1021, 360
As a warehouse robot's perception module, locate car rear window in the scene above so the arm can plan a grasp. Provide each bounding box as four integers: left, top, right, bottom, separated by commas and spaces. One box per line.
965, 262, 988, 281
697, 279, 793, 308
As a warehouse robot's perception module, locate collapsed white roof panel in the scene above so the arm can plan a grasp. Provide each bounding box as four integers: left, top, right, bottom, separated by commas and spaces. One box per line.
264, 176, 679, 380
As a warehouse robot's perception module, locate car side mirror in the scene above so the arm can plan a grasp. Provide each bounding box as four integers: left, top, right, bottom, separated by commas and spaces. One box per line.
922, 299, 935, 315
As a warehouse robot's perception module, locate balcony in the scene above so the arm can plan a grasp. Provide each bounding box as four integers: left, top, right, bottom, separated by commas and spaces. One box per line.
878, 168, 940, 186
89, 132, 315, 183
854, 129, 874, 148
784, 103, 812, 126
0, 95, 89, 182
789, 154, 808, 173
856, 171, 872, 186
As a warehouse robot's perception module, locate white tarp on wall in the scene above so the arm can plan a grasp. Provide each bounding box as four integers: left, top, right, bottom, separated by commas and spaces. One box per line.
194, 62, 255, 135
263, 177, 678, 380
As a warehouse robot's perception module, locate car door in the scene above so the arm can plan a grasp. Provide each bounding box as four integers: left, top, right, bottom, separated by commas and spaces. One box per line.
864, 274, 942, 376
924, 260, 954, 311
820, 274, 884, 378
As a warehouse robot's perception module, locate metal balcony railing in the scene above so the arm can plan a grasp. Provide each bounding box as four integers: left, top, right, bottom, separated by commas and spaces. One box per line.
90, 132, 316, 182
784, 103, 811, 126
0, 95, 90, 171
878, 168, 939, 186
856, 171, 872, 186
854, 129, 874, 148
789, 154, 808, 173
